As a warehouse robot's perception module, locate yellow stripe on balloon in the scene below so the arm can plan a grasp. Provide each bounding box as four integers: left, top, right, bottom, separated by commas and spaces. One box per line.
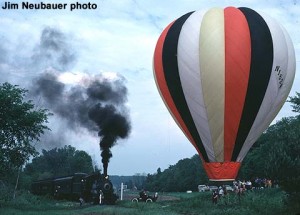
199, 8, 225, 162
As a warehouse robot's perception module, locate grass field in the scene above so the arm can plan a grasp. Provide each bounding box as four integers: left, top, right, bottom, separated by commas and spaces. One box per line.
0, 188, 299, 215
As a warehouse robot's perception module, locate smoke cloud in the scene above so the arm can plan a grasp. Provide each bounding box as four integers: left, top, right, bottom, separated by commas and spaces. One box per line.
32, 72, 131, 175
31, 27, 76, 71
28, 27, 131, 175
0, 25, 131, 175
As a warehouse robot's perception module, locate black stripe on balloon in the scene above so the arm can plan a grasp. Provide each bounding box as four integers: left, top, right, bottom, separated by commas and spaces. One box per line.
162, 12, 209, 162
232, 7, 273, 161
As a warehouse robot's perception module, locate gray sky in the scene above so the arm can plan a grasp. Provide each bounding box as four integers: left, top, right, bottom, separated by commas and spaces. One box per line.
0, 0, 299, 176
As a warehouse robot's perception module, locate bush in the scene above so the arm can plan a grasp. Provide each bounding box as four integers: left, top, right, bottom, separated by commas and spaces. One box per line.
0, 185, 58, 211
0, 182, 14, 206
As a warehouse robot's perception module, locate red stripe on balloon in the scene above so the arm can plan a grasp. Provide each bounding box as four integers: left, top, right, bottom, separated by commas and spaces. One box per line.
224, 7, 251, 161
153, 21, 202, 157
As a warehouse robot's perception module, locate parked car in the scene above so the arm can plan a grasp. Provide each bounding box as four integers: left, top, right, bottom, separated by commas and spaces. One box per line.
198, 185, 210, 192
224, 185, 234, 192
209, 186, 218, 192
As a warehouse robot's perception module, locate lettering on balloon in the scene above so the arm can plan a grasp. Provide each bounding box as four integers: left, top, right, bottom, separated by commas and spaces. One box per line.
275, 66, 284, 89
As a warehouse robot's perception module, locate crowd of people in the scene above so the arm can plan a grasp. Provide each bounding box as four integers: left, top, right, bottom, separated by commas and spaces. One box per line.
233, 178, 278, 191
211, 178, 277, 205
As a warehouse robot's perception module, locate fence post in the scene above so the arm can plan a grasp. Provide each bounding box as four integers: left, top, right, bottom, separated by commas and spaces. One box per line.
120, 183, 124, 200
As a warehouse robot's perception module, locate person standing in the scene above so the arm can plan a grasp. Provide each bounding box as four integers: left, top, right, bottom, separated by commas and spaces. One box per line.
212, 191, 218, 204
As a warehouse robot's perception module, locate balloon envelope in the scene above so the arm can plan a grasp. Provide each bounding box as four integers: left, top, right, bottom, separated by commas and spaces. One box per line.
153, 7, 296, 181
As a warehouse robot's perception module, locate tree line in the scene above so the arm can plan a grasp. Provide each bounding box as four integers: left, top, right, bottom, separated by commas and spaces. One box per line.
144, 156, 209, 192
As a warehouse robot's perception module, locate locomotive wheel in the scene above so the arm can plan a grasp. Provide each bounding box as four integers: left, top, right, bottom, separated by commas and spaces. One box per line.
103, 182, 112, 191
131, 198, 139, 203
146, 198, 153, 203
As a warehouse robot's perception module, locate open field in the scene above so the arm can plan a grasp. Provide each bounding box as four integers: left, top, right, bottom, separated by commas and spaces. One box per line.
0, 189, 299, 215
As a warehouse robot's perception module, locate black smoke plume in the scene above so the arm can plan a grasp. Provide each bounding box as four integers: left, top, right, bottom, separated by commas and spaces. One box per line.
89, 104, 130, 176
29, 27, 130, 175
32, 72, 131, 176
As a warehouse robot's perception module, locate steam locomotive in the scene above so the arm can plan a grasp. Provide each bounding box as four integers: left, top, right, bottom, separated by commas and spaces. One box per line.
31, 172, 118, 204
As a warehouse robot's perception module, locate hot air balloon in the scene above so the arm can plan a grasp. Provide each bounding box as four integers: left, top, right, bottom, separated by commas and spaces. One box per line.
153, 7, 296, 181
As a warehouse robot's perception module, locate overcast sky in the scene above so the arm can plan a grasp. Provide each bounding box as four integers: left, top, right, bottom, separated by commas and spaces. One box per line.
0, 0, 299, 176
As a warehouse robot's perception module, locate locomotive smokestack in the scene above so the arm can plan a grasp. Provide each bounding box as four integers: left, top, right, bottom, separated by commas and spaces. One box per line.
103, 163, 108, 176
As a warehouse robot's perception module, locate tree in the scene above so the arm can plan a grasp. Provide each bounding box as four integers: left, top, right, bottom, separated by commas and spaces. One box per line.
0, 82, 51, 199
240, 116, 300, 177
24, 145, 94, 180
0, 82, 51, 177
288, 92, 300, 113
144, 155, 208, 192
239, 93, 300, 207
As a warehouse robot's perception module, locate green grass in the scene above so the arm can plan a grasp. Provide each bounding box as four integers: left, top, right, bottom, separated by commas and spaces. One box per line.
166, 189, 289, 215
0, 189, 299, 215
